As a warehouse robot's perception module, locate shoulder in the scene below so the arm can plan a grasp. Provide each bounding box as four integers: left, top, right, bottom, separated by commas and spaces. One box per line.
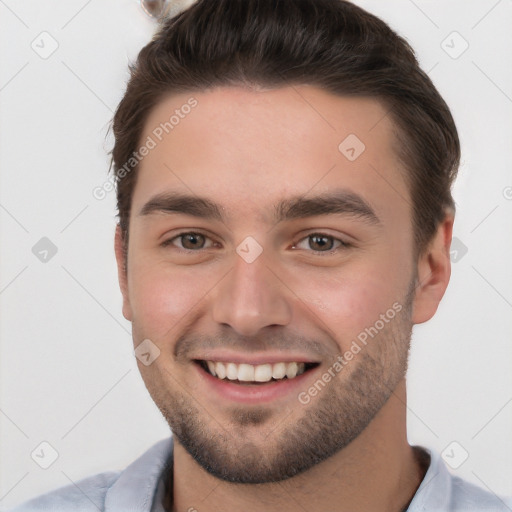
449, 474, 512, 511
6, 437, 174, 512
7, 471, 121, 511
410, 445, 512, 511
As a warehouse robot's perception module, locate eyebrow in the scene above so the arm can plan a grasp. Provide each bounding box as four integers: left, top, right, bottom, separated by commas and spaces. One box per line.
138, 189, 381, 226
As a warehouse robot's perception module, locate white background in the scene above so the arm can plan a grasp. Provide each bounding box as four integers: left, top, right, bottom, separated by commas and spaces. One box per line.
1, 0, 511, 508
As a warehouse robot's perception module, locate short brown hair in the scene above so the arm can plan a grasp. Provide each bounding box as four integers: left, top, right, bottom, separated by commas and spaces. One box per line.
109, 0, 460, 259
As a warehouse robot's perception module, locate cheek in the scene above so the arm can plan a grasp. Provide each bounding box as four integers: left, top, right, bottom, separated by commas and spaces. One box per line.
127, 262, 208, 339
298, 264, 406, 350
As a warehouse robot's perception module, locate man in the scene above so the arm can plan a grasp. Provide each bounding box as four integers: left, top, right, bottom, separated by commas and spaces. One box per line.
10, 0, 512, 510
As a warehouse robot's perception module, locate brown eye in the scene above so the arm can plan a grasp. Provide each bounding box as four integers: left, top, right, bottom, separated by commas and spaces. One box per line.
308, 234, 335, 251
293, 233, 350, 255
181, 233, 205, 250
161, 232, 215, 251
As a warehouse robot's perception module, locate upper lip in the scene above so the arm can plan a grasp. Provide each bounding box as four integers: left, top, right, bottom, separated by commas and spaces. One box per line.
193, 351, 321, 365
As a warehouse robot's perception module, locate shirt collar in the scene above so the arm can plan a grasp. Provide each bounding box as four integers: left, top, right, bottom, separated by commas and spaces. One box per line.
407, 445, 450, 511
104, 437, 173, 512
103, 437, 449, 511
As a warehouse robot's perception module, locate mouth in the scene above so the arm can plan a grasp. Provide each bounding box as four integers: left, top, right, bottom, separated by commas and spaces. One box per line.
195, 360, 320, 385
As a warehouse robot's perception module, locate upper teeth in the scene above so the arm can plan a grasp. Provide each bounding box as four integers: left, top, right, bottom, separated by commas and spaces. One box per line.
205, 361, 306, 382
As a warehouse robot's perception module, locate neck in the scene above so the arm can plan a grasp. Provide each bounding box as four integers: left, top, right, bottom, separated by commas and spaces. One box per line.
170, 380, 425, 512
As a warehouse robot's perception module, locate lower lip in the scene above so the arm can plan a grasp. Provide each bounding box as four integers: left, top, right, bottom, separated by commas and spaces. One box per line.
195, 363, 317, 404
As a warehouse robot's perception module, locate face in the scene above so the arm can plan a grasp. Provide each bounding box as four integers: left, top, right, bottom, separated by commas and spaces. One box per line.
115, 85, 440, 483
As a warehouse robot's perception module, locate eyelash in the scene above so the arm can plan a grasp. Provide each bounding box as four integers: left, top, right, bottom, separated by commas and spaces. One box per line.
161, 231, 352, 256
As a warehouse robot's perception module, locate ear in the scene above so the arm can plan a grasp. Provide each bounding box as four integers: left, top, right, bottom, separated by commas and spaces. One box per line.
114, 224, 133, 322
412, 212, 454, 324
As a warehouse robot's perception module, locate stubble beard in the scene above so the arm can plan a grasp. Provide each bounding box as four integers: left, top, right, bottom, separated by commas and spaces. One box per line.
143, 289, 414, 484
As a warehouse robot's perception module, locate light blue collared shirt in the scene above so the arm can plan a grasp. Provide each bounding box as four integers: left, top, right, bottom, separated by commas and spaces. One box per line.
8, 436, 512, 511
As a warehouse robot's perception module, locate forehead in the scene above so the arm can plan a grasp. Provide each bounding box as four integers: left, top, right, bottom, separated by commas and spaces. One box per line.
131, 85, 410, 228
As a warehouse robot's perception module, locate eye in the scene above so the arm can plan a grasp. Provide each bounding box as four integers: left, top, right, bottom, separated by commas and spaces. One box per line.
161, 231, 217, 251
292, 233, 351, 255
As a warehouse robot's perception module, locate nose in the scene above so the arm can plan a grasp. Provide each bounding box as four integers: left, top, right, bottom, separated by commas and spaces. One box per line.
211, 249, 293, 337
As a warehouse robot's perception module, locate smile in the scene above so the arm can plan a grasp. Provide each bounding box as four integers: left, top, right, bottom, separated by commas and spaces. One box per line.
197, 360, 319, 383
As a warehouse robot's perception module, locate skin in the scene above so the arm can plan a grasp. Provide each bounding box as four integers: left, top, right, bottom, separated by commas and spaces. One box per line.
114, 85, 454, 512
